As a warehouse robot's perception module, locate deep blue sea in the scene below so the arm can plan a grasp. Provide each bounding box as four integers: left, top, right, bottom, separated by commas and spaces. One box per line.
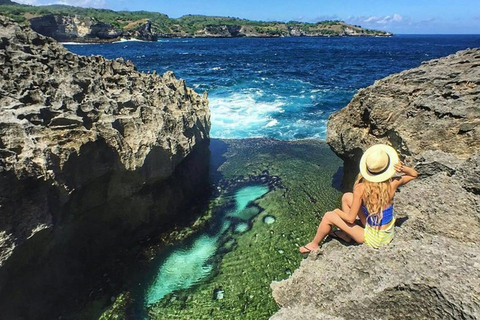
65, 35, 480, 140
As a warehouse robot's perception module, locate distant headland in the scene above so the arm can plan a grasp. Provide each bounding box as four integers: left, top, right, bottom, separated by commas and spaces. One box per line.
0, 0, 392, 43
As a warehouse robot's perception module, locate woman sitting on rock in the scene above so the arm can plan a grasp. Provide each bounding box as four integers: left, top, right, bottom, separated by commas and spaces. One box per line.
300, 144, 418, 252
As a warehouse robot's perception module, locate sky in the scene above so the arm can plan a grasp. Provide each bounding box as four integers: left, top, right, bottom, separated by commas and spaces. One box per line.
14, 0, 480, 34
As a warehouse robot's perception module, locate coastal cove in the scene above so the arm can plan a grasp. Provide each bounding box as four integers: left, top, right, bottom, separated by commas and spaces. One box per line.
1, 16, 479, 320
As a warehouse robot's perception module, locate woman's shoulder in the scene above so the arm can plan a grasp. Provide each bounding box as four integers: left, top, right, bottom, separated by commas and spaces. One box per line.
353, 182, 365, 195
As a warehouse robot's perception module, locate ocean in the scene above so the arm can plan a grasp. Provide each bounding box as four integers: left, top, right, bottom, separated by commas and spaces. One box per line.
66, 35, 480, 140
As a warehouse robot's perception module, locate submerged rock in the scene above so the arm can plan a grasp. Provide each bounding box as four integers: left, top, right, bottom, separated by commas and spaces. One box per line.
213, 287, 225, 300
271, 49, 480, 319
0, 16, 210, 318
234, 222, 250, 233
263, 215, 276, 224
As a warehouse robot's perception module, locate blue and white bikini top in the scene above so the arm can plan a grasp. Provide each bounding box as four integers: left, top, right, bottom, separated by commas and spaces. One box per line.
362, 204, 394, 227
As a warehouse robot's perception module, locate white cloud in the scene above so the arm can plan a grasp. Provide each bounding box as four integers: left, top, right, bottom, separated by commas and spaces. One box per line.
311, 14, 341, 23
14, 0, 106, 8
355, 14, 404, 25
15, 0, 39, 4
392, 14, 403, 22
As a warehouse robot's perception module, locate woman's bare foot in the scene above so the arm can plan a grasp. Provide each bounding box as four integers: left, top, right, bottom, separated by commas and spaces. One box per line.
329, 229, 352, 243
299, 242, 320, 253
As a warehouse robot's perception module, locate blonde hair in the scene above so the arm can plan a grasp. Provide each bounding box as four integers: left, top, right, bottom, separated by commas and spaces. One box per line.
355, 173, 392, 225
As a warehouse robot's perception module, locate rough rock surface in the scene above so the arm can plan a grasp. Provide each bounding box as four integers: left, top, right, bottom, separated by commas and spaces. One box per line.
0, 16, 210, 317
0, 14, 209, 260
29, 14, 158, 42
271, 49, 480, 319
29, 14, 123, 42
327, 48, 480, 186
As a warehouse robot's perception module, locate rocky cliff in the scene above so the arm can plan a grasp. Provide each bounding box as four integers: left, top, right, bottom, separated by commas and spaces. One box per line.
271, 49, 480, 319
191, 22, 389, 38
29, 14, 158, 42
0, 15, 210, 318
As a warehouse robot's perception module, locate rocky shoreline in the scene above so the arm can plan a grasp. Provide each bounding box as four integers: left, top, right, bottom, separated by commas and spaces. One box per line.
26, 15, 392, 43
270, 48, 480, 319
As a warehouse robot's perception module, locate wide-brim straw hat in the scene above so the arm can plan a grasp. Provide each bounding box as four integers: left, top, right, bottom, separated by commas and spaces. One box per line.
359, 144, 399, 183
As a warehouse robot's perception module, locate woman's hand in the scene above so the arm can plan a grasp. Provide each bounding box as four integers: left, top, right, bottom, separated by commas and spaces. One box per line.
393, 161, 418, 188
394, 161, 404, 173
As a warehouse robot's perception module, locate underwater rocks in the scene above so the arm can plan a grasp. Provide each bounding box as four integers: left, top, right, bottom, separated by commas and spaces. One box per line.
0, 16, 210, 318
271, 49, 480, 319
213, 169, 283, 196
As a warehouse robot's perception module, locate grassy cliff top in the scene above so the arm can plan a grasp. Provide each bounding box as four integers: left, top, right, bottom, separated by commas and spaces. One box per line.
0, 2, 391, 37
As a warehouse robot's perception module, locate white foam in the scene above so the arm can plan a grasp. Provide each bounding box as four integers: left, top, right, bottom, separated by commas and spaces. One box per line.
117, 38, 148, 43
209, 90, 285, 139
265, 119, 279, 127
60, 42, 96, 45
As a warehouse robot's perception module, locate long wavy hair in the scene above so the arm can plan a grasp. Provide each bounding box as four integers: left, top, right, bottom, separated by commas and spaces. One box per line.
354, 173, 392, 225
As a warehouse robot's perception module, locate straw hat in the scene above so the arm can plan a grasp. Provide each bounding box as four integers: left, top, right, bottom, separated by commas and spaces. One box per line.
359, 144, 399, 182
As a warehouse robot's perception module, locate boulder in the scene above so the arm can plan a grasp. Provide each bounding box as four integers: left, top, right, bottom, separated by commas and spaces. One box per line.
271, 49, 480, 319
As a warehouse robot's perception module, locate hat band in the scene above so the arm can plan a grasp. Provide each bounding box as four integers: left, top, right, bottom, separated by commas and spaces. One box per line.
367, 157, 390, 176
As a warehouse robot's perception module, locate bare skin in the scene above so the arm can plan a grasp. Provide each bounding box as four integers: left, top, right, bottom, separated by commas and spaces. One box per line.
300, 162, 418, 253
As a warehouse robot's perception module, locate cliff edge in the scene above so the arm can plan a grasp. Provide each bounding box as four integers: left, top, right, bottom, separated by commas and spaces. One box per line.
0, 15, 210, 318
270, 49, 480, 319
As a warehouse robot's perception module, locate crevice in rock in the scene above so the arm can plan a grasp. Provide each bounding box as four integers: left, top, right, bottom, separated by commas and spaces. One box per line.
363, 284, 474, 320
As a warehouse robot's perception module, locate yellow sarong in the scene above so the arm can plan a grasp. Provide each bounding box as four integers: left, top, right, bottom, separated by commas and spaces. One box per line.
364, 219, 395, 248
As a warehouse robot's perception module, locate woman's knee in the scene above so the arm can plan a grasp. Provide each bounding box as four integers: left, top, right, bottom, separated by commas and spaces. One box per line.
322, 211, 336, 222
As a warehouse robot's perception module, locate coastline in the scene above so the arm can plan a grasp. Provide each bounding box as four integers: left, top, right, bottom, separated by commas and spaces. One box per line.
59, 33, 394, 44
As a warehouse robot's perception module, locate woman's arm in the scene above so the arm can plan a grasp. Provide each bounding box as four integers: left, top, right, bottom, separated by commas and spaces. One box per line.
335, 184, 364, 224
392, 162, 418, 189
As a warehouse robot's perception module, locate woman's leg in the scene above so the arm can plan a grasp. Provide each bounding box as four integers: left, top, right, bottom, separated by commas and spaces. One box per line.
332, 193, 355, 242
300, 209, 365, 253
342, 192, 353, 212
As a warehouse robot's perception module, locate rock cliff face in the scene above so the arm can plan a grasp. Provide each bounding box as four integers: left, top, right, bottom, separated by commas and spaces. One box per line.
29, 14, 123, 42
0, 16, 210, 318
271, 49, 480, 319
327, 48, 479, 186
191, 23, 391, 38
29, 14, 157, 42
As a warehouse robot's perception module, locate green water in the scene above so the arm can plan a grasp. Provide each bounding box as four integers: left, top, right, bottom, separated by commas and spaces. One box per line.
145, 185, 269, 306
100, 139, 342, 319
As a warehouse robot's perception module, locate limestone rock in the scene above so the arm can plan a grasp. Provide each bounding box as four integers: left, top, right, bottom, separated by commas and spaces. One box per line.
0, 15, 210, 267
271, 49, 480, 319
327, 48, 480, 167
29, 14, 123, 42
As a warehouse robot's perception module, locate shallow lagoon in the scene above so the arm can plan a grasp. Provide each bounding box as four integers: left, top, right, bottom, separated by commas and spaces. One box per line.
98, 139, 342, 319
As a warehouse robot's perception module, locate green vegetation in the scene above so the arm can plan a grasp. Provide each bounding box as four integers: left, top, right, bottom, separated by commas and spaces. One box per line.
0, 2, 391, 37
96, 139, 343, 319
